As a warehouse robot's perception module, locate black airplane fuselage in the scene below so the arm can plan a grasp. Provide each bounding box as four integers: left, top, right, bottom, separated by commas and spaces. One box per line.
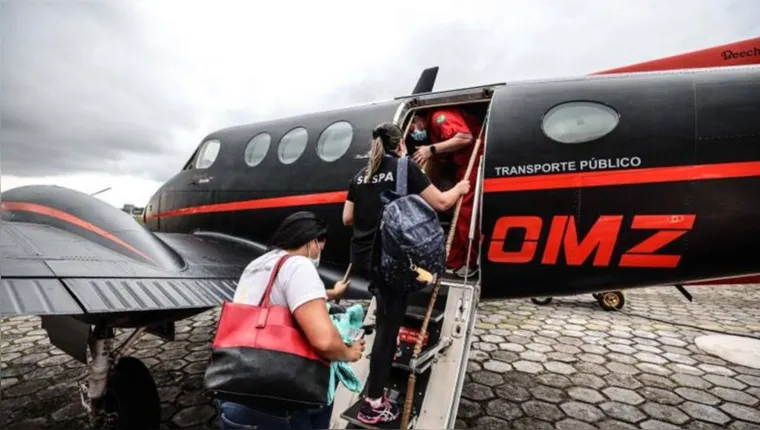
143, 65, 760, 300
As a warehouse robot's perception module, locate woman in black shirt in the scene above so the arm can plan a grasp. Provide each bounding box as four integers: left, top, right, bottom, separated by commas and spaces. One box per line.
341, 122, 469, 424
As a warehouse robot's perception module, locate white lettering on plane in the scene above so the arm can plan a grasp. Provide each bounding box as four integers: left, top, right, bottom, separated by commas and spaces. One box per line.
493, 156, 642, 177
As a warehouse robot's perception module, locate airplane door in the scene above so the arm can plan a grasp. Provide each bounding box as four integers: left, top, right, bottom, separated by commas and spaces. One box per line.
480, 85, 584, 298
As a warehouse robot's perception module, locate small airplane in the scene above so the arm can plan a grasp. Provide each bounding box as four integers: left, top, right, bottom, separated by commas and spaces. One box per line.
2, 36, 759, 429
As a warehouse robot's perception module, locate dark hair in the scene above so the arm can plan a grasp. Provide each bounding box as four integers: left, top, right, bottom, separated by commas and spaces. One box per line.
268, 211, 328, 251
366, 122, 403, 181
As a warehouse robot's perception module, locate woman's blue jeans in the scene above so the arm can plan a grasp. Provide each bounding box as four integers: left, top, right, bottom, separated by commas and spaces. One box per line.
218, 401, 334, 430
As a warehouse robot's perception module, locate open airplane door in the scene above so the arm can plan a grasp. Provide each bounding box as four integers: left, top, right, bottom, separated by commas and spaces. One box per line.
478, 84, 556, 296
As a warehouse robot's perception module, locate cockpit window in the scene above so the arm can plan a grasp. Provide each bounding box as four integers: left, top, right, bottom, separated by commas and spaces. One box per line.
195, 139, 221, 169
317, 121, 354, 162
244, 132, 271, 167
278, 127, 309, 165
541, 101, 620, 144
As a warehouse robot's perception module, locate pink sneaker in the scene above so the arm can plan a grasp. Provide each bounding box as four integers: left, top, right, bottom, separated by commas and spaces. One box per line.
357, 397, 400, 425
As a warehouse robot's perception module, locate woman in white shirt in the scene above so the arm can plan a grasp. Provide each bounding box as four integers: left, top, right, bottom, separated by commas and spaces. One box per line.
219, 211, 365, 430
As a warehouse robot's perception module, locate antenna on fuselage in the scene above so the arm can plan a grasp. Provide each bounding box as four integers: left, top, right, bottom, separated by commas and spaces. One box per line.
90, 187, 112, 197
411, 67, 439, 95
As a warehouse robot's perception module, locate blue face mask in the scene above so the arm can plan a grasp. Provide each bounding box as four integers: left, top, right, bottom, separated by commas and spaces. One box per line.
411, 129, 427, 142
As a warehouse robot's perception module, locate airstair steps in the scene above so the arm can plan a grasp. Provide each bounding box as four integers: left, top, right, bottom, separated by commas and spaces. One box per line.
338, 263, 479, 429
339, 365, 431, 429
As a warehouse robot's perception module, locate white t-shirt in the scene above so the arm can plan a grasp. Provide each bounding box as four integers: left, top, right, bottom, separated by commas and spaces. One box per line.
232, 249, 327, 312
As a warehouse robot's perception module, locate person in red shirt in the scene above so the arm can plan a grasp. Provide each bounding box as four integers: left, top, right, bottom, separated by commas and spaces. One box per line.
410, 108, 483, 278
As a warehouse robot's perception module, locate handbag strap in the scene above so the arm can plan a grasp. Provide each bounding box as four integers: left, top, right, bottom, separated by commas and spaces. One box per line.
258, 254, 291, 308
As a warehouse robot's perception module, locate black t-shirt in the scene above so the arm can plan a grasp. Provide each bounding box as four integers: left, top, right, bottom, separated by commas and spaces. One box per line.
346, 156, 432, 271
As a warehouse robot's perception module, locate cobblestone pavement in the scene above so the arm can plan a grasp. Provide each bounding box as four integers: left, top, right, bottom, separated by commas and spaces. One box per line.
2, 285, 760, 429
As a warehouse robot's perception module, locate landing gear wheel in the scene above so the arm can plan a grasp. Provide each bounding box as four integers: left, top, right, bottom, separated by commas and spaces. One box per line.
531, 297, 553, 306
104, 356, 161, 430
597, 291, 625, 311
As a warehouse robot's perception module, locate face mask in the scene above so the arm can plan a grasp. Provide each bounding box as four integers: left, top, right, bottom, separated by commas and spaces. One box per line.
411, 129, 427, 142
308, 239, 321, 268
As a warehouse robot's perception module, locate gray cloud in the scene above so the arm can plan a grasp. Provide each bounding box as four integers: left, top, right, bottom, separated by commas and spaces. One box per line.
324, 0, 760, 103
2, 0, 759, 184
1, 2, 202, 181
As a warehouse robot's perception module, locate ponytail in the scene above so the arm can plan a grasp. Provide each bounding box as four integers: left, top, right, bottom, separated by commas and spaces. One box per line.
365, 122, 403, 182
365, 137, 385, 182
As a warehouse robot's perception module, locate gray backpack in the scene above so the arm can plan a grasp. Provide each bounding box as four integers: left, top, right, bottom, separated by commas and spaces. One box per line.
376, 156, 446, 292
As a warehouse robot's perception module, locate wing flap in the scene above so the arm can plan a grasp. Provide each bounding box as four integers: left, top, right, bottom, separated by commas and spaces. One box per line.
0, 278, 84, 316
62, 278, 236, 314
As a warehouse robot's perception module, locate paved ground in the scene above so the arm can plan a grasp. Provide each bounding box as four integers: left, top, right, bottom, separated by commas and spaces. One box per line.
2, 285, 760, 429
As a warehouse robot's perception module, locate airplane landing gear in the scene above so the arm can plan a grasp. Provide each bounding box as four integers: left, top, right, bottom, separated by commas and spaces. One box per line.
530, 291, 626, 311
594, 291, 625, 311
80, 325, 160, 429
531, 297, 553, 305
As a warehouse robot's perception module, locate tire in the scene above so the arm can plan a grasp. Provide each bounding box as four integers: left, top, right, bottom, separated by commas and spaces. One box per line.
531, 297, 553, 306
105, 356, 161, 430
598, 291, 625, 311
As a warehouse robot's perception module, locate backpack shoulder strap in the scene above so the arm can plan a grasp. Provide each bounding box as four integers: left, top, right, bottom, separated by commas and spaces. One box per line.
395, 156, 408, 196
259, 254, 291, 308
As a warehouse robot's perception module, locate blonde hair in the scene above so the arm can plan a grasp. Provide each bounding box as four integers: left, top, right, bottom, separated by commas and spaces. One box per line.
365, 136, 385, 182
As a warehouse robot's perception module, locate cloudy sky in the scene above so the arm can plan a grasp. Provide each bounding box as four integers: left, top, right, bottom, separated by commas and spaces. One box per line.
1, 0, 758, 208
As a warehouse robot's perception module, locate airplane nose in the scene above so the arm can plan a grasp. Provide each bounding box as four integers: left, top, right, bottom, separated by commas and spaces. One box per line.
142, 192, 162, 227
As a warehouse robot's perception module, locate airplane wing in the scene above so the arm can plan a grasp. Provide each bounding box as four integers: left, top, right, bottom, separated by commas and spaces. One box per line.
0, 185, 370, 318
0, 220, 259, 317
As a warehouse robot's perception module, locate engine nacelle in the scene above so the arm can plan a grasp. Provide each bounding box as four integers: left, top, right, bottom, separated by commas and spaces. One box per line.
1, 185, 184, 270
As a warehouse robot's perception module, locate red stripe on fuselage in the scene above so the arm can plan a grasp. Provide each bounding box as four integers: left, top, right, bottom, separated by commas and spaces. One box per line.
147, 161, 760, 219
483, 160, 760, 193
147, 190, 348, 220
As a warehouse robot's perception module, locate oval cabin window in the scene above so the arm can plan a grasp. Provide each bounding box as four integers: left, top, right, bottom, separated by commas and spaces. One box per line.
244, 132, 271, 167
542, 101, 620, 144
278, 127, 309, 165
317, 121, 354, 162
195, 139, 221, 169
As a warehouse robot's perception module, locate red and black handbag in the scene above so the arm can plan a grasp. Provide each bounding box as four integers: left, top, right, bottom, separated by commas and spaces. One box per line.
203, 254, 331, 407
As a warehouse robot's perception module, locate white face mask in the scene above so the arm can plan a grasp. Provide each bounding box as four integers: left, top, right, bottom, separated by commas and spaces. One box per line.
308, 239, 321, 268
